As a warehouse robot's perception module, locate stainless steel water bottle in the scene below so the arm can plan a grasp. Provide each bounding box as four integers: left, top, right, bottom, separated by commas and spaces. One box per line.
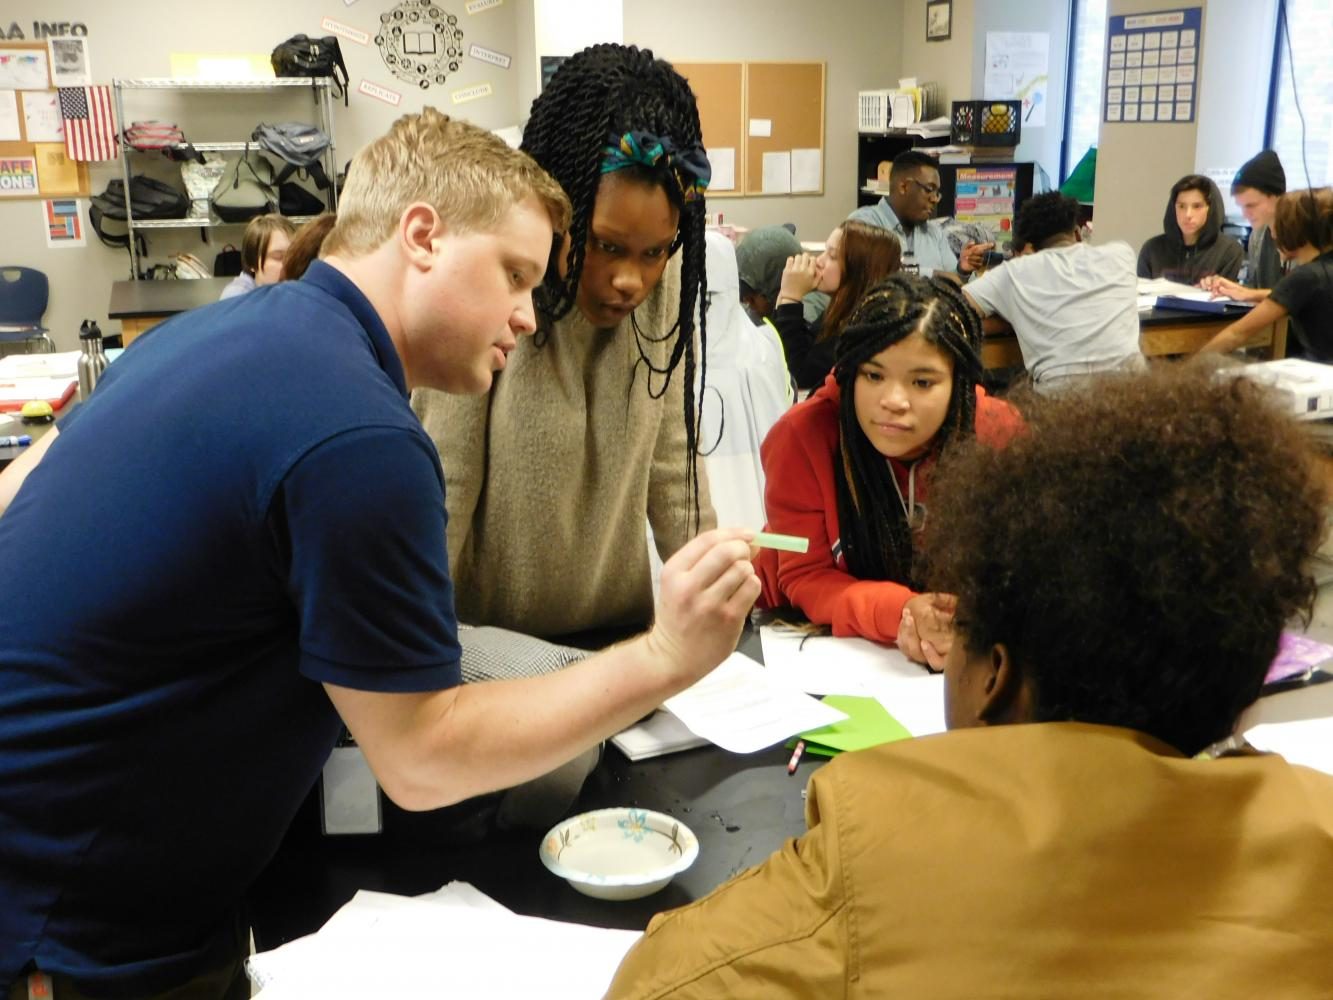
77, 319, 107, 401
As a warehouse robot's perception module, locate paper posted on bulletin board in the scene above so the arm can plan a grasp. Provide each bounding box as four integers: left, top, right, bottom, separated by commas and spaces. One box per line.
953, 166, 1018, 237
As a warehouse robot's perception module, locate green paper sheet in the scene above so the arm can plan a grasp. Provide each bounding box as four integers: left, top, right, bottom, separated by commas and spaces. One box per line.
791, 695, 913, 756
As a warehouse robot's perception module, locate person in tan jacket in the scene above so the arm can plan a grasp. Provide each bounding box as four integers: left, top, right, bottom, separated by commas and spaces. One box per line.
606, 365, 1333, 999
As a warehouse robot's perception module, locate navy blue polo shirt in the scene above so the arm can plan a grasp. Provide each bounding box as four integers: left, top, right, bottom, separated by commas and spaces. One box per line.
0, 262, 461, 995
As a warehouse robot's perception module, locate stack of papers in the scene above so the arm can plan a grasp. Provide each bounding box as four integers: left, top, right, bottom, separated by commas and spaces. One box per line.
611, 710, 708, 761
1136, 277, 1252, 314
249, 882, 641, 999
661, 651, 848, 753
794, 694, 913, 757
0, 350, 80, 412
1239, 679, 1333, 776
759, 627, 947, 737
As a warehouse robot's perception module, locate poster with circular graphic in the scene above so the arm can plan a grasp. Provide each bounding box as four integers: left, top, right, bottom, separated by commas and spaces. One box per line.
376, 0, 464, 90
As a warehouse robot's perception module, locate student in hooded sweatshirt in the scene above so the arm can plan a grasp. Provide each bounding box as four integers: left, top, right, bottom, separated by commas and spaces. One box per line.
1138, 174, 1244, 284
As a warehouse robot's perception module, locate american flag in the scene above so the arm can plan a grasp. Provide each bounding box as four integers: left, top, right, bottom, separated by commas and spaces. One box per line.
58, 86, 118, 162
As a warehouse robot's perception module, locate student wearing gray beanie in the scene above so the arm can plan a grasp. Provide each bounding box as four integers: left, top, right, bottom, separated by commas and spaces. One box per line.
736, 224, 803, 322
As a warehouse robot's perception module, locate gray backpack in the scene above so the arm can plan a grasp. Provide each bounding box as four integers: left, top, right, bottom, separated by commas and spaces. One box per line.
252, 122, 332, 192
210, 152, 277, 223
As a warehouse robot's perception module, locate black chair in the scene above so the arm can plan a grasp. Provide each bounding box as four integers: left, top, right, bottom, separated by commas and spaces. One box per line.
0, 267, 55, 356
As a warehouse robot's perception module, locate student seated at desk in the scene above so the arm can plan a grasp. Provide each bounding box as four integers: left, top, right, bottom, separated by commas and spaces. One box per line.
771, 220, 901, 390
1201, 188, 1333, 358
755, 273, 1022, 667
607, 366, 1333, 999
218, 213, 294, 299
735, 224, 803, 324
849, 150, 994, 279
1137, 174, 1244, 284
962, 191, 1144, 394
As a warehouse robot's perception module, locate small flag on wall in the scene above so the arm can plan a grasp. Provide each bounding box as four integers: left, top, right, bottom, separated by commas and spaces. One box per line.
57, 86, 117, 162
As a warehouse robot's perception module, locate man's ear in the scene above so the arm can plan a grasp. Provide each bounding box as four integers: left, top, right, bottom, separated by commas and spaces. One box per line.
400, 203, 442, 271
976, 642, 1032, 725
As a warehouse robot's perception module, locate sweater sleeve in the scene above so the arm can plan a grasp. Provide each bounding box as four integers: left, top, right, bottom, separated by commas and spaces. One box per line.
410, 386, 489, 575
1217, 237, 1245, 282
760, 407, 913, 643
604, 769, 849, 999
1137, 240, 1156, 279
771, 302, 820, 389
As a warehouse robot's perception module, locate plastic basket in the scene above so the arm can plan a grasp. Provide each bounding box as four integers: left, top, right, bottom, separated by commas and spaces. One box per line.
950, 100, 1021, 146
858, 90, 893, 132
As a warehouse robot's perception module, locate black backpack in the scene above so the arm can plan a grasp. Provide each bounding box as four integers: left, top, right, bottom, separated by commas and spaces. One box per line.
252, 121, 333, 192
271, 34, 350, 104
88, 176, 189, 255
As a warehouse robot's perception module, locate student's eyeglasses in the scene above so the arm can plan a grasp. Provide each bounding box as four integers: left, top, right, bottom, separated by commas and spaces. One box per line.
909, 178, 942, 198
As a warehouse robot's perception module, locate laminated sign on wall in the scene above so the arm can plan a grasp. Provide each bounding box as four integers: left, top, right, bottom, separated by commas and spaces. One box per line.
1103, 7, 1201, 125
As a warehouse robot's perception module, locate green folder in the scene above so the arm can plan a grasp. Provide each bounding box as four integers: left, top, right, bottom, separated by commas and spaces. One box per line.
790, 695, 913, 758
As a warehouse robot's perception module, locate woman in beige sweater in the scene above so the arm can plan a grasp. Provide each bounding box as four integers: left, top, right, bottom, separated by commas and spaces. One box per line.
413, 44, 717, 639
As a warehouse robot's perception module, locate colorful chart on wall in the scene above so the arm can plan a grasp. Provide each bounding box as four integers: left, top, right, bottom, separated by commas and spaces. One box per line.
1103, 7, 1201, 125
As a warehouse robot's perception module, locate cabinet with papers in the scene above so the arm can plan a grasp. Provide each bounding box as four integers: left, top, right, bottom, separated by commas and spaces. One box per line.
110, 77, 339, 280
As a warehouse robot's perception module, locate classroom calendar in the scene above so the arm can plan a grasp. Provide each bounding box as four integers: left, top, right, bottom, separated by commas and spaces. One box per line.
1103, 6, 1202, 125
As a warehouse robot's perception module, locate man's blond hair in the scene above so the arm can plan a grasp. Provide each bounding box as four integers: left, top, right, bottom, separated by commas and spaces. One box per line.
323, 107, 570, 257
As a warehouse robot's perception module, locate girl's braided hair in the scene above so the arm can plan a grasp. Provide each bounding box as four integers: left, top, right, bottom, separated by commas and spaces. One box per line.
522, 44, 709, 528
831, 273, 983, 584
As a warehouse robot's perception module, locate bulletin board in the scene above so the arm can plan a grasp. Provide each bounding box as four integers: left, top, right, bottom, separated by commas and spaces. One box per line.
673, 62, 744, 199
0, 41, 91, 200
1102, 7, 1202, 125
743, 62, 824, 197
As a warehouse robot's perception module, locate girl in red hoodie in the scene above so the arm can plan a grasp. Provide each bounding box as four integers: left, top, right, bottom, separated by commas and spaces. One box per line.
756, 273, 1023, 669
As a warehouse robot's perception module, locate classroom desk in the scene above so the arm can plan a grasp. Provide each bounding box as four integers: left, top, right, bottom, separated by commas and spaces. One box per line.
246, 627, 816, 950
107, 278, 232, 346
980, 308, 1290, 370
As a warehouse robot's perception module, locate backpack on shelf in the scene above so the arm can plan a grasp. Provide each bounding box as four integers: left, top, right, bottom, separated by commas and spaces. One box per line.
252, 122, 333, 193
210, 153, 278, 223
213, 244, 243, 277
122, 120, 203, 163
270, 34, 350, 104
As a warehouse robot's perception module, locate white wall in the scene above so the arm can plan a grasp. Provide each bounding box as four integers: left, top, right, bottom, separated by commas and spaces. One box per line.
1, 0, 522, 349
624, 0, 904, 241
971, 1, 1070, 186
900, 0, 977, 109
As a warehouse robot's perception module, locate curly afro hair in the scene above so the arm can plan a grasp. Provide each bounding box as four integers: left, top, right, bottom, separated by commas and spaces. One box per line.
1012, 191, 1080, 251
923, 364, 1325, 755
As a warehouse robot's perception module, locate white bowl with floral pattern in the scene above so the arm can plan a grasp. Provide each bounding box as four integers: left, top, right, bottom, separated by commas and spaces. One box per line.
539, 807, 700, 901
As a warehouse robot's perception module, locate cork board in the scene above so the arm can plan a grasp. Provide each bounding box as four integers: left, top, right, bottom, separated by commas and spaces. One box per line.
673, 61, 745, 199
0, 41, 91, 200
743, 62, 824, 197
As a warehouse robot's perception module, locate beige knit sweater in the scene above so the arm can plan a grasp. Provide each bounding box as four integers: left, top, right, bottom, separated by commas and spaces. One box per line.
412, 261, 715, 638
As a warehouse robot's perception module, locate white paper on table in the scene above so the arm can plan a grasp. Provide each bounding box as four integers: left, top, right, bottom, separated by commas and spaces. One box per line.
1238, 681, 1333, 776
0, 350, 79, 378
790, 148, 821, 192
250, 884, 641, 1000
20, 91, 63, 142
760, 151, 791, 195
708, 146, 735, 191
663, 650, 847, 753
748, 117, 772, 137
0, 90, 19, 141
759, 627, 947, 736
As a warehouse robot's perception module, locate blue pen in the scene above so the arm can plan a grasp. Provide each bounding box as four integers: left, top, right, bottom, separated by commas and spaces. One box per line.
0, 435, 31, 447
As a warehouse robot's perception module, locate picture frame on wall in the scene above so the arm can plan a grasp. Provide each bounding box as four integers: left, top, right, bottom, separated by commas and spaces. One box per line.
926, 0, 952, 42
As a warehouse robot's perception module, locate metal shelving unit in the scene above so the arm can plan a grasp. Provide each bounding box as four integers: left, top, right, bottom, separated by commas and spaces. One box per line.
111, 77, 339, 279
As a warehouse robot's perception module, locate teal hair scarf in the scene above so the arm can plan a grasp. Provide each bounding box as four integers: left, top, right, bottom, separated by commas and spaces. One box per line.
600, 130, 711, 203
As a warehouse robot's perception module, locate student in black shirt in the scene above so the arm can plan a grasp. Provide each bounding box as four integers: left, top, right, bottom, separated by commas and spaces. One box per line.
1201, 188, 1333, 358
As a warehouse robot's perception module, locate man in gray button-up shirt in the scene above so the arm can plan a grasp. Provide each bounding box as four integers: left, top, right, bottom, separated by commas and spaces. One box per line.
850, 150, 993, 277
